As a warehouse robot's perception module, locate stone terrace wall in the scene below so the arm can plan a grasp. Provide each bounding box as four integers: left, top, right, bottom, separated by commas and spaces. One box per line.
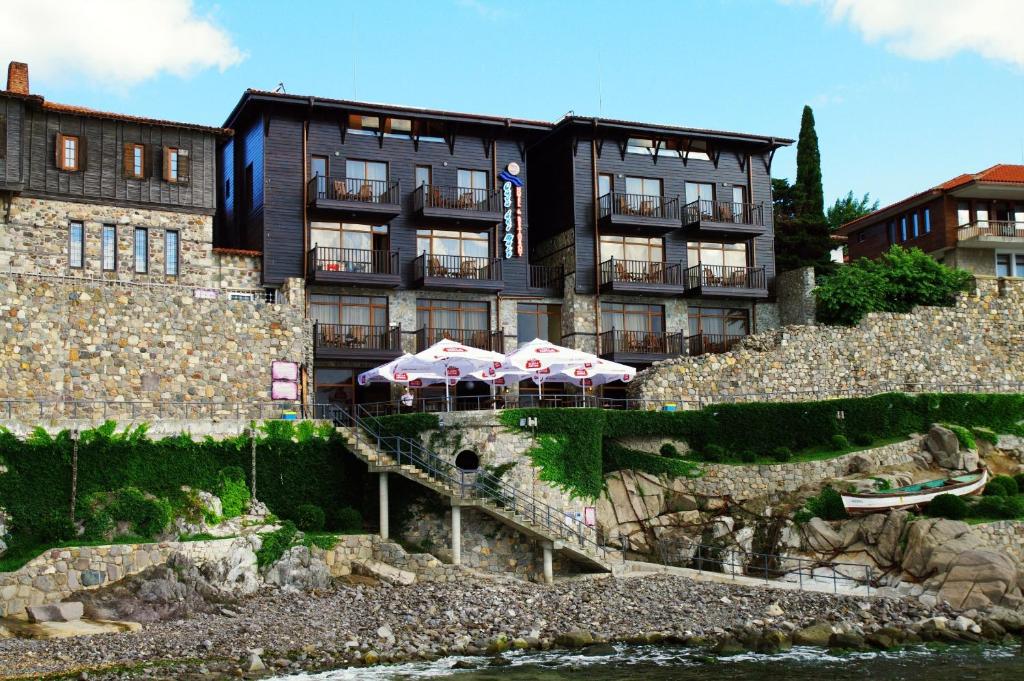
633, 278, 1024, 404
971, 520, 1024, 564
0, 274, 309, 410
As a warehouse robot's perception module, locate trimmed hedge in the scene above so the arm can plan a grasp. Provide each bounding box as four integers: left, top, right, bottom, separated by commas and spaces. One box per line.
603, 442, 700, 479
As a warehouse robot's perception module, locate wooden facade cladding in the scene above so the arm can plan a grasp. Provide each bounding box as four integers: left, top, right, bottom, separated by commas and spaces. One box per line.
0, 93, 221, 213
845, 195, 951, 262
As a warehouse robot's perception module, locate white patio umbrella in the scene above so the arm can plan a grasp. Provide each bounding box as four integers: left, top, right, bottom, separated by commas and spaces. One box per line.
411, 338, 505, 411
502, 338, 598, 373
357, 354, 443, 386
555, 359, 636, 388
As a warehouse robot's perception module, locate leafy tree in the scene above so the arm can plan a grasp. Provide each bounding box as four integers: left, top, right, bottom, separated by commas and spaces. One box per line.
827, 191, 880, 231
815, 246, 973, 325
773, 106, 835, 274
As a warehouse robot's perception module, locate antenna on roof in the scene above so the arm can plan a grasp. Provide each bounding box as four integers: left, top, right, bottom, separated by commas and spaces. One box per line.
596, 47, 604, 115
274, 82, 286, 94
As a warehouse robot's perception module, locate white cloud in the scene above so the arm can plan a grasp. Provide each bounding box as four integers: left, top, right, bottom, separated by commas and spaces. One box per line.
813, 0, 1024, 67
0, 0, 245, 89
455, 0, 506, 21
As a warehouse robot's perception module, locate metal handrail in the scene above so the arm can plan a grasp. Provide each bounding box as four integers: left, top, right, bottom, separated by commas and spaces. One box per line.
683, 199, 765, 226
412, 253, 502, 281
957, 220, 1024, 241
599, 191, 680, 220
529, 264, 564, 291
0, 400, 329, 422
686, 332, 746, 356
314, 322, 401, 353
333, 403, 614, 562
599, 328, 686, 356
684, 263, 766, 290
308, 246, 399, 276
307, 176, 400, 205
412, 184, 501, 213
599, 257, 684, 286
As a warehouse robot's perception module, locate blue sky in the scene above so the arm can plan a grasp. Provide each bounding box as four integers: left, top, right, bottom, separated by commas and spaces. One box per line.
3, 0, 1023, 207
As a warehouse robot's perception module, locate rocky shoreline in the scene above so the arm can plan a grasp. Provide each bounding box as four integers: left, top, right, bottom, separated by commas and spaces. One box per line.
2, 574, 1022, 680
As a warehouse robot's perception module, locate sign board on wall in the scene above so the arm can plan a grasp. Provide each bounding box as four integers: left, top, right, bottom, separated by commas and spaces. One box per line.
272, 361, 299, 381
499, 163, 524, 259
271, 360, 300, 401
271, 380, 299, 400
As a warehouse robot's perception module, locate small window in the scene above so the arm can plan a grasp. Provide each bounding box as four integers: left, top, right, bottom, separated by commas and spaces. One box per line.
857, 231, 866, 243
348, 114, 380, 135
123, 143, 145, 179
56, 133, 81, 171
924, 208, 931, 234
101, 225, 117, 271
415, 165, 431, 188
900, 216, 908, 241
165, 230, 180, 276
134, 227, 148, 273
384, 117, 412, 137
69, 221, 84, 268
162, 146, 190, 183
598, 174, 612, 197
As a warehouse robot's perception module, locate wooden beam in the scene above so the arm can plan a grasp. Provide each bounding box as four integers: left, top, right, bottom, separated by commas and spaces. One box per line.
338, 119, 347, 145
616, 138, 627, 161
711, 147, 721, 169
482, 137, 492, 159
736, 151, 747, 172
681, 139, 692, 167
572, 135, 580, 157
516, 139, 527, 161
594, 137, 605, 158
652, 140, 661, 165
264, 115, 271, 137
761, 147, 776, 173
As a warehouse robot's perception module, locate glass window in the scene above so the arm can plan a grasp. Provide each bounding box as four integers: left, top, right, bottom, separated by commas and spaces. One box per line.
688, 306, 749, 337
685, 140, 711, 161
348, 115, 380, 134
924, 208, 931, 234
168, 148, 179, 181
310, 294, 388, 326
900, 216, 907, 241
600, 235, 663, 262
685, 182, 715, 205
346, 159, 388, 199
457, 169, 488, 190
995, 253, 1024, 277
517, 303, 562, 343
887, 220, 896, 244
134, 227, 148, 273
417, 229, 490, 259
417, 299, 489, 331
912, 213, 920, 238
598, 174, 612, 198
415, 165, 431, 188
976, 205, 990, 226
165, 230, 179, 276
732, 186, 745, 205
624, 176, 662, 197
101, 225, 116, 271
62, 135, 79, 170
123, 143, 145, 179
626, 138, 656, 155
384, 117, 412, 136
311, 156, 327, 177
69, 221, 84, 268
957, 201, 971, 227
601, 302, 664, 333
687, 241, 747, 268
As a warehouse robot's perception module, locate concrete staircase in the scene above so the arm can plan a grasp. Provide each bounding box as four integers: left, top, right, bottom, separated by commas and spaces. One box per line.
336, 425, 615, 572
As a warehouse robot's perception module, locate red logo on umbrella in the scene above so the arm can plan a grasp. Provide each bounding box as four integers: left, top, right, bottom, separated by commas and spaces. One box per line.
582, 378, 593, 387
525, 358, 541, 369
446, 367, 461, 377
536, 347, 557, 353
394, 372, 408, 380
494, 378, 505, 385
573, 368, 588, 377
493, 361, 502, 369
538, 367, 551, 374
443, 347, 467, 353
409, 378, 423, 387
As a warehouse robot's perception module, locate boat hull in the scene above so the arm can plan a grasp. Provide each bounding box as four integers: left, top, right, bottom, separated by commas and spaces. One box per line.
841, 469, 988, 515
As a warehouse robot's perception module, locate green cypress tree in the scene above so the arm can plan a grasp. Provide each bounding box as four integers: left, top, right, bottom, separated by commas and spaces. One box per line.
795, 105, 824, 221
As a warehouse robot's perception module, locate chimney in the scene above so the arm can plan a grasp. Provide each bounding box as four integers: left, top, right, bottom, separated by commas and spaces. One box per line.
6, 61, 29, 95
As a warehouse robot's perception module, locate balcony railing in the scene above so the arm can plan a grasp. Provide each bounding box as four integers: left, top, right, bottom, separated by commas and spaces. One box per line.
600, 258, 684, 286
415, 327, 504, 353
412, 184, 501, 213
686, 332, 746, 356
307, 176, 400, 205
315, 323, 401, 354
685, 264, 766, 290
599, 329, 685, 356
413, 254, 502, 281
599, 192, 680, 221
308, 247, 399, 276
684, 199, 765, 226
958, 220, 1024, 241
529, 264, 564, 291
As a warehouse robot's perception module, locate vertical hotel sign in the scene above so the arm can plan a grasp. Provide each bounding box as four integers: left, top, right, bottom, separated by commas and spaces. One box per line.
499, 163, 524, 259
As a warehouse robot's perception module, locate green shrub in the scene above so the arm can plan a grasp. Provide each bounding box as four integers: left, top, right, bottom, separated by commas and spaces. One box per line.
294, 504, 325, 532
603, 442, 701, 479
36, 510, 76, 543
771, 446, 793, 463
990, 475, 1019, 497
815, 246, 972, 326
1015, 473, 1024, 493
942, 424, 976, 451
659, 442, 680, 459
970, 427, 998, 446
108, 487, 173, 538
702, 445, 726, 463
851, 433, 874, 447
256, 521, 298, 568
799, 486, 847, 521
971, 495, 1024, 520
216, 467, 250, 519
984, 478, 1009, 497
926, 493, 968, 520
739, 450, 757, 463
829, 434, 850, 450
332, 506, 363, 533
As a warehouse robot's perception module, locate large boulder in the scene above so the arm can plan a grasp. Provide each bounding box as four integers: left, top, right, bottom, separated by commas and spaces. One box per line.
352, 559, 416, 586
199, 537, 260, 596
901, 518, 979, 579
931, 549, 1024, 610
923, 425, 962, 470
860, 510, 909, 568
802, 518, 847, 553
263, 546, 331, 592
26, 602, 84, 623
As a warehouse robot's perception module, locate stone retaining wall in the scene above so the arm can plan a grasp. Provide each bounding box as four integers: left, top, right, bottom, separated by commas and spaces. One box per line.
0, 274, 309, 410
0, 536, 255, 617
685, 439, 921, 498
632, 278, 1024, 404
970, 520, 1024, 564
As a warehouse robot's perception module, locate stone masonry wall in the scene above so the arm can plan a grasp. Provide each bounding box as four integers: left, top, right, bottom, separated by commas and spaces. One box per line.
970, 520, 1024, 564
0, 274, 309, 412
632, 278, 1024, 404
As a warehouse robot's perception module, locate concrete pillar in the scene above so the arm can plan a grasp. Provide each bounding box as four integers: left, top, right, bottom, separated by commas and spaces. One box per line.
542, 542, 554, 585
451, 503, 462, 566
378, 472, 389, 539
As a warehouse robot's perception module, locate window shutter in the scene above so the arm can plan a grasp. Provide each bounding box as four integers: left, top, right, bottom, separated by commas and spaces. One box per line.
162, 146, 171, 181
123, 143, 133, 177
177, 149, 190, 184
78, 136, 87, 172
55, 132, 65, 169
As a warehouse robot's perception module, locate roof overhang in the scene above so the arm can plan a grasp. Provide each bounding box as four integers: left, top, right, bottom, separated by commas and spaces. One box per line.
948, 181, 1024, 200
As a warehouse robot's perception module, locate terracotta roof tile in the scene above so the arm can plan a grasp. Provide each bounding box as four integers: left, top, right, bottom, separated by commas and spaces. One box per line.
39, 100, 232, 136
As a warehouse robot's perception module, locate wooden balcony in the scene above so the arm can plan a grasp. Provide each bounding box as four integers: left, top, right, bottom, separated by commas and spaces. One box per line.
682, 199, 767, 242
415, 327, 505, 353
412, 254, 504, 292
599, 257, 687, 296
598, 329, 685, 364
957, 220, 1024, 248
411, 184, 502, 225
307, 176, 401, 219
598, 192, 681, 234
684, 264, 768, 299
528, 264, 564, 296
306, 247, 400, 288
686, 332, 746, 356
314, 323, 403, 362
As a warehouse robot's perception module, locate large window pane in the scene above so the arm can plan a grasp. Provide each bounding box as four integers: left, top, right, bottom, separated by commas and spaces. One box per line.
69, 222, 84, 268
134, 227, 148, 273
165, 230, 180, 276
101, 225, 116, 271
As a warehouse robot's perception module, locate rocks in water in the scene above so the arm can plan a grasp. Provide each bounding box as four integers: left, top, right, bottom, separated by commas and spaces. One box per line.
26, 602, 84, 623
246, 652, 266, 672
828, 630, 866, 650
923, 425, 962, 469
793, 621, 834, 646
263, 546, 331, 592
554, 628, 594, 648
580, 643, 617, 656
